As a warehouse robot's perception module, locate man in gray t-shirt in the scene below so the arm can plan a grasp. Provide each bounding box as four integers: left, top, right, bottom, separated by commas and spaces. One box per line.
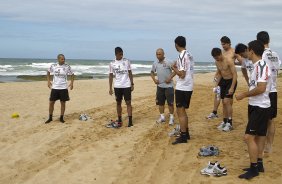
151, 48, 175, 125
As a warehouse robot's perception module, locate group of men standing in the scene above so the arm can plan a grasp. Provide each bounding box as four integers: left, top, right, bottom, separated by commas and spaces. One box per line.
44, 32, 280, 180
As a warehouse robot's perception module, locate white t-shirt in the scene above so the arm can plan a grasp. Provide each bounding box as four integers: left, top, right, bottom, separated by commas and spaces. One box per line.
109, 58, 132, 88
248, 59, 271, 108
241, 58, 254, 77
262, 48, 281, 92
175, 50, 194, 91
48, 63, 74, 89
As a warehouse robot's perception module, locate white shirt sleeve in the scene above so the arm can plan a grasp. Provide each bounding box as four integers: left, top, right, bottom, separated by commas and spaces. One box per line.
48, 64, 54, 73
151, 62, 156, 72
127, 60, 131, 71
67, 65, 74, 75
109, 62, 113, 74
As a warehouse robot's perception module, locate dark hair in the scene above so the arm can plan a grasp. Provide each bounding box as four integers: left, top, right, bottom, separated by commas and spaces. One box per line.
248, 40, 265, 56
57, 54, 65, 59
256, 31, 269, 45
174, 36, 186, 48
235, 43, 247, 54
220, 36, 231, 44
211, 48, 222, 57
115, 47, 123, 55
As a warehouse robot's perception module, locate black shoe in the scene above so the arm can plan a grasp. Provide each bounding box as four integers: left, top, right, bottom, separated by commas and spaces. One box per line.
45, 119, 52, 124
60, 118, 65, 123
238, 169, 259, 180
128, 122, 133, 127
242, 164, 264, 172
172, 137, 187, 145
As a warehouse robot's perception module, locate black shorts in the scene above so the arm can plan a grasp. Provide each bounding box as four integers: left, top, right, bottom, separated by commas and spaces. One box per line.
218, 78, 237, 99
245, 105, 270, 136
269, 92, 277, 119
175, 90, 193, 109
49, 89, 70, 101
114, 87, 131, 102
156, 86, 174, 106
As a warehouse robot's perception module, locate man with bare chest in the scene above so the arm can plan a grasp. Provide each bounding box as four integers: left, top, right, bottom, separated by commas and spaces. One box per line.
211, 48, 237, 131
206, 36, 237, 120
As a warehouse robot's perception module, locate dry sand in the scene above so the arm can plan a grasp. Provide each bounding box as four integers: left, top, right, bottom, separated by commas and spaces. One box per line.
0, 73, 281, 184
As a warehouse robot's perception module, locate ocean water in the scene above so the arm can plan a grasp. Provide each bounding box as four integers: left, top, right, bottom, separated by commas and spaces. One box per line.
0, 58, 217, 82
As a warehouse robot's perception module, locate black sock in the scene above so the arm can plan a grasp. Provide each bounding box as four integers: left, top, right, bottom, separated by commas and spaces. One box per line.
118, 116, 122, 122
45, 115, 53, 123
60, 115, 65, 123
228, 118, 232, 126
223, 118, 228, 124
128, 116, 133, 127
257, 158, 264, 172
181, 132, 188, 140
212, 110, 217, 115
186, 128, 190, 140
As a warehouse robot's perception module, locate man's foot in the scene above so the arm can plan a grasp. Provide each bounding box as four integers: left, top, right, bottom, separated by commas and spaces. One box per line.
168, 124, 180, 137
238, 169, 259, 180
45, 119, 52, 124
217, 121, 225, 130
172, 137, 187, 145
60, 118, 65, 123
222, 123, 233, 132
128, 122, 133, 127
206, 112, 218, 119
156, 116, 165, 123
168, 117, 174, 126
242, 164, 264, 173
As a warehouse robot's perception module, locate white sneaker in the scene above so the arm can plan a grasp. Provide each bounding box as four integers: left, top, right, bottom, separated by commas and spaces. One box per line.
222, 123, 233, 132
168, 124, 180, 137
206, 112, 218, 119
217, 121, 225, 130
156, 116, 165, 123
169, 117, 174, 125
201, 161, 218, 176
213, 164, 227, 176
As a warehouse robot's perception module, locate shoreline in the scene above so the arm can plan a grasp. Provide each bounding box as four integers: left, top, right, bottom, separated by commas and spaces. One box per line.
0, 71, 215, 83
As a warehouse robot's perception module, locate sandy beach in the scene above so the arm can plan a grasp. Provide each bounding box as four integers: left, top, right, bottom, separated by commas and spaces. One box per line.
0, 72, 281, 184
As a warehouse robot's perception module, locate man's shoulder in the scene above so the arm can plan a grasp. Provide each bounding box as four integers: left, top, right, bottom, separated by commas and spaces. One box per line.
50, 63, 58, 67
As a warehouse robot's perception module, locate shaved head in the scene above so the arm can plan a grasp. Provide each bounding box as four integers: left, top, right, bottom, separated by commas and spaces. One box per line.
156, 48, 165, 62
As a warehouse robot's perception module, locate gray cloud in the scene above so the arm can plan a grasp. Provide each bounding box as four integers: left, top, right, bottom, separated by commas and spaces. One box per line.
1, 0, 282, 60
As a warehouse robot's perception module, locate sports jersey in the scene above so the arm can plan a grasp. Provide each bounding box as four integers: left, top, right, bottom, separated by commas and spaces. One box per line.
262, 48, 281, 92
151, 58, 174, 88
241, 58, 254, 77
48, 63, 73, 89
109, 58, 132, 88
248, 59, 271, 108
175, 50, 194, 91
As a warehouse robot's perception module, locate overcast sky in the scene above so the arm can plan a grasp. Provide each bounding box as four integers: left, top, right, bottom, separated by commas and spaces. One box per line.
0, 0, 282, 62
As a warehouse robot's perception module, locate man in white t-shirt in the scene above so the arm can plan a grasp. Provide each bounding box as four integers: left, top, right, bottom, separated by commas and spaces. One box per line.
109, 47, 134, 127
45, 54, 74, 123
236, 40, 271, 180
235, 43, 254, 86
170, 36, 194, 145
257, 31, 281, 153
